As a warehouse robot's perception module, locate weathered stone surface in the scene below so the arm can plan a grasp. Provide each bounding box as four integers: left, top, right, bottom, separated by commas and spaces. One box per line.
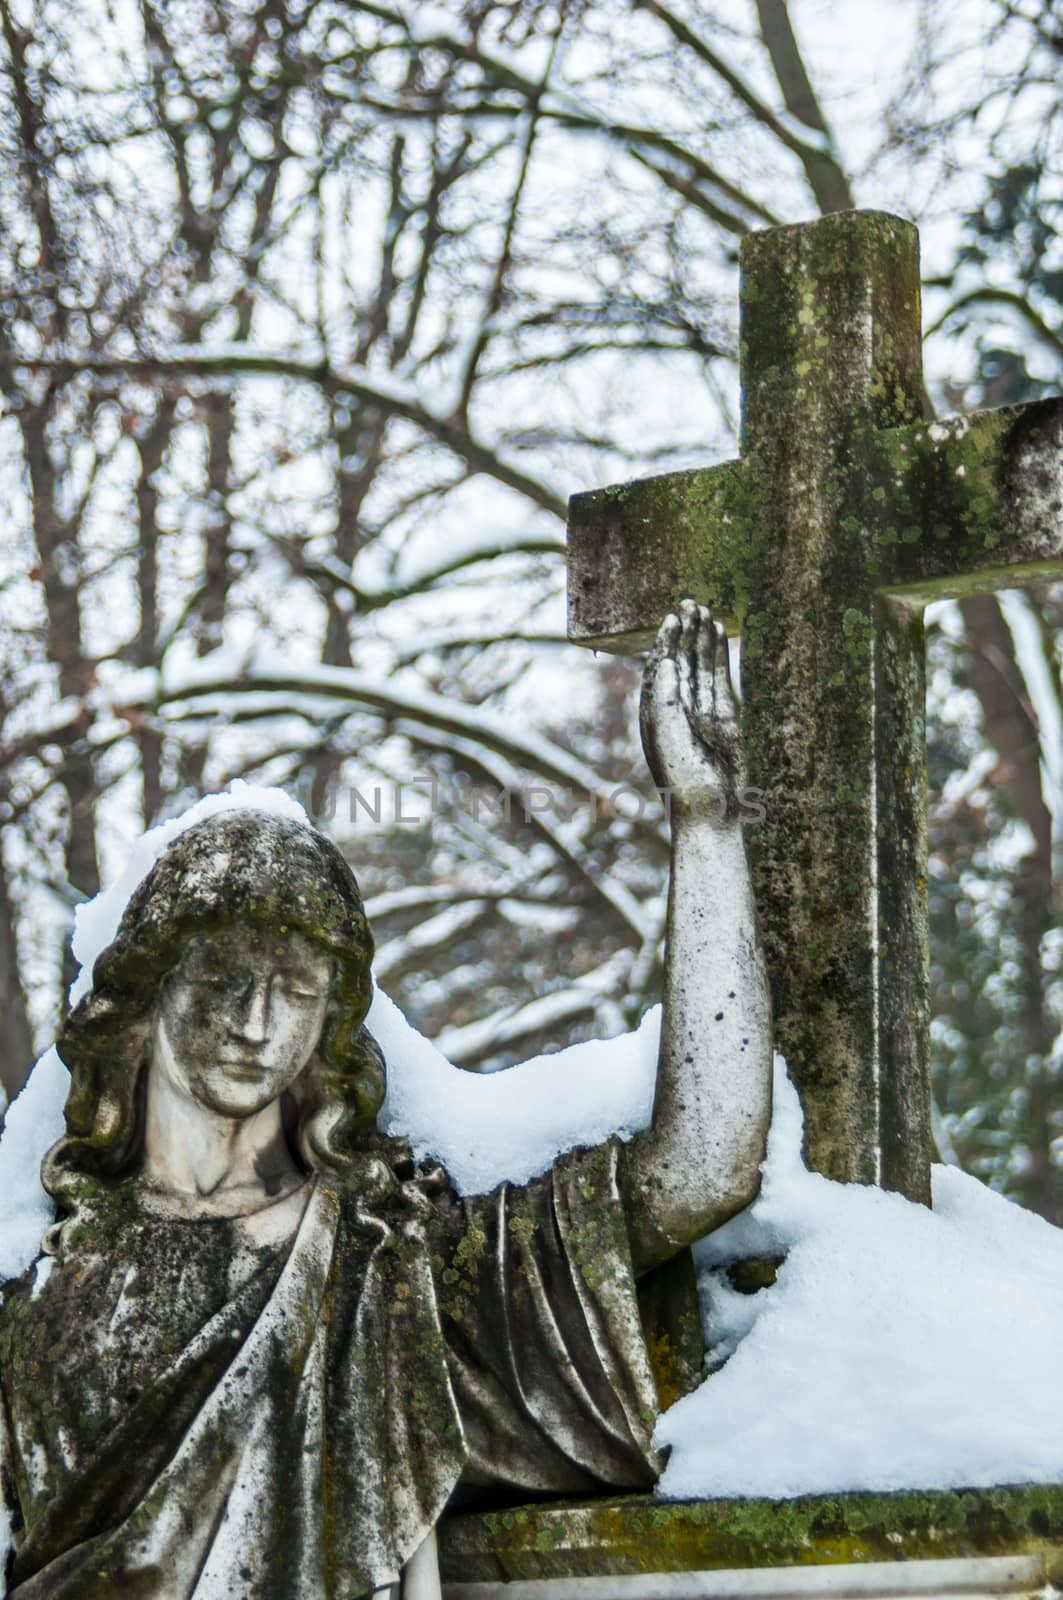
567, 401, 1063, 645
2, 812, 684, 1598
568, 460, 752, 652
878, 401, 1063, 595
567, 209, 1063, 1203
4, 629, 778, 1593
635, 1247, 706, 1411
441, 1554, 1058, 1599
438, 1485, 1063, 1584
738, 211, 928, 1201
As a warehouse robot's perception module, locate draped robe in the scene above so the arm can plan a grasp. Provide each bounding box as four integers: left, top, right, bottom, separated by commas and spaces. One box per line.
0, 1141, 661, 1599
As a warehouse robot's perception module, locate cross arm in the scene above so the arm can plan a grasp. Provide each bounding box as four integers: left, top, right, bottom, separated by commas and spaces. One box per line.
875, 397, 1063, 601
567, 457, 750, 651
564, 208, 1063, 1217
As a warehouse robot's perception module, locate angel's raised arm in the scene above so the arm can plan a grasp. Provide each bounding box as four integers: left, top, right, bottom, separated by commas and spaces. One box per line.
620, 600, 772, 1274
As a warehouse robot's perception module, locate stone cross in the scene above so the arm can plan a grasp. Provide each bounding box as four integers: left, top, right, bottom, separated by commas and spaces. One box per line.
568, 210, 1063, 1204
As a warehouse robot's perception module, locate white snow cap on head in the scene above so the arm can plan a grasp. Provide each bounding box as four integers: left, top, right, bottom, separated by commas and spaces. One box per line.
68, 781, 312, 1005
0, 777, 658, 1293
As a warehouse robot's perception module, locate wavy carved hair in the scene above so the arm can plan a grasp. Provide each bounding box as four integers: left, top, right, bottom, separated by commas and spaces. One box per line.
43, 810, 385, 1234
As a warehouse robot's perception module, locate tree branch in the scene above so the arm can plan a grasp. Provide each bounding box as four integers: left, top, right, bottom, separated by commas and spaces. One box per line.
4, 349, 568, 519
924, 287, 1063, 362
754, 0, 853, 213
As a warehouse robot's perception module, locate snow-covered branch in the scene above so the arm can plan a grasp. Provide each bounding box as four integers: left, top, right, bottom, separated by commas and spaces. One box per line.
3, 349, 568, 520
118, 652, 627, 812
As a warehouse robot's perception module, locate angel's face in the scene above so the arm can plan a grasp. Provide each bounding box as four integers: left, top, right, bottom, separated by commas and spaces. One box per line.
151, 924, 333, 1120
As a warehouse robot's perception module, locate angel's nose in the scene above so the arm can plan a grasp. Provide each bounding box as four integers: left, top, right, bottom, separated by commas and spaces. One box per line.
232, 976, 271, 1043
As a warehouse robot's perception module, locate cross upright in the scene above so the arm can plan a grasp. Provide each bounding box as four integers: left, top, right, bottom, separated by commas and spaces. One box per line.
569, 209, 1063, 1205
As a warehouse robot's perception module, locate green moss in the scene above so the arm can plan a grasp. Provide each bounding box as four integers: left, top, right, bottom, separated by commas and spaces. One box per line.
507, 1212, 538, 1250
571, 214, 1058, 1207
724, 1255, 783, 1295
873, 409, 1014, 572
452, 1224, 487, 1278
439, 1485, 1063, 1583
636, 1250, 704, 1410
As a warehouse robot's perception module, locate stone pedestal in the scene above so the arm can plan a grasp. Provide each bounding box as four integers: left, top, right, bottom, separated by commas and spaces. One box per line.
439, 1488, 1063, 1599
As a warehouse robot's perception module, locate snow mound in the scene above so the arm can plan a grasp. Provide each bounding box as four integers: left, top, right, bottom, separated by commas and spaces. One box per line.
656, 1060, 1063, 1498
373, 985, 657, 1191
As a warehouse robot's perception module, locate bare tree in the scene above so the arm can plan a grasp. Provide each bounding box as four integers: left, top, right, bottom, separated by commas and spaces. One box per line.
0, 0, 1059, 1226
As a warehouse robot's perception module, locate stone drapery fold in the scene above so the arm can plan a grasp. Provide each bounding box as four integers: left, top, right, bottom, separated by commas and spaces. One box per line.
0, 1141, 660, 1599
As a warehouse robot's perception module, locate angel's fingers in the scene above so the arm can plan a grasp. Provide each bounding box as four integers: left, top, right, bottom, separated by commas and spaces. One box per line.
692, 605, 715, 716
652, 655, 681, 708
696, 604, 716, 677
659, 611, 681, 654
713, 623, 737, 715
678, 598, 699, 703
643, 613, 681, 707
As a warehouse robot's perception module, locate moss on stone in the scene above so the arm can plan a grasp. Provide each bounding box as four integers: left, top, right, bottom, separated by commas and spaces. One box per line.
439, 1485, 1063, 1583
874, 409, 1014, 569
568, 213, 1063, 1210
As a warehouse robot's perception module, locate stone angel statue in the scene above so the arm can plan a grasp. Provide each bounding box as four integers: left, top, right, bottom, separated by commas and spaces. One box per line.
0, 604, 771, 1600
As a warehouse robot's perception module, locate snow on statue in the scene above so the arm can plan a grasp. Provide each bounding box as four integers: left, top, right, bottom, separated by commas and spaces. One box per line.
0, 604, 773, 1599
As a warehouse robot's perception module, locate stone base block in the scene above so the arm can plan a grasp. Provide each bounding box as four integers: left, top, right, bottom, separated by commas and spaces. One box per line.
438, 1487, 1063, 1599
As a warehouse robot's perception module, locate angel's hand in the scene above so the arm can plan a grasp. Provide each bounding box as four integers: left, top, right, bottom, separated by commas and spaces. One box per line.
639, 599, 743, 823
